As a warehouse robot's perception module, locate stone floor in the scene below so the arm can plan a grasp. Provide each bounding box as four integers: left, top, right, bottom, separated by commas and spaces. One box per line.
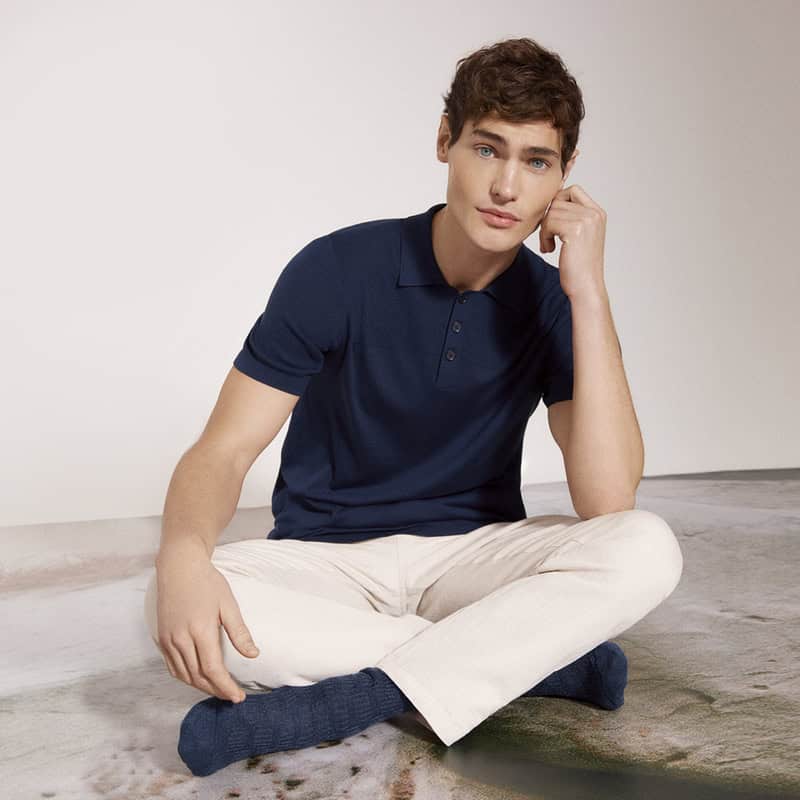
2, 468, 799, 799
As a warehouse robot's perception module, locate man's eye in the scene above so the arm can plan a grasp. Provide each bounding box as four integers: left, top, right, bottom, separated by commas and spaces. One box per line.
476, 146, 549, 170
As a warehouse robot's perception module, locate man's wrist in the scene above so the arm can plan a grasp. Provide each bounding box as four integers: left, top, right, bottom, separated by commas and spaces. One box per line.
567, 285, 610, 311
155, 535, 213, 571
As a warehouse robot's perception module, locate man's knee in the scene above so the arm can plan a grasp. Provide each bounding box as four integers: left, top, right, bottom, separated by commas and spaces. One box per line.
615, 509, 684, 601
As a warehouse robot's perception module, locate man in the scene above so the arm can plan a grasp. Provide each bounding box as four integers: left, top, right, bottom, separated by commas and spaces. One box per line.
144, 37, 683, 777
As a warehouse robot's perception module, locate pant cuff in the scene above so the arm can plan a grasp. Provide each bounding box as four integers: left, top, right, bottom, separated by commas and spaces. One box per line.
375, 659, 468, 747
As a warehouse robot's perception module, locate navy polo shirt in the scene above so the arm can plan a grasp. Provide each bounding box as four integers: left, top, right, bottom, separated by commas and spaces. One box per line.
233, 202, 574, 544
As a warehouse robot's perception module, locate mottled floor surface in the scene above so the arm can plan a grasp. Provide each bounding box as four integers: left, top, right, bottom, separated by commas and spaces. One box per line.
2, 468, 798, 799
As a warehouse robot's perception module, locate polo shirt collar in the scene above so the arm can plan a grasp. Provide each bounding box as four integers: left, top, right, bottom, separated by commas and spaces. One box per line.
398, 202, 530, 314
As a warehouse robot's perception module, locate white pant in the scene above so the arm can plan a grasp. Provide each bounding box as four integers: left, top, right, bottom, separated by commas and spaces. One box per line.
144, 509, 683, 746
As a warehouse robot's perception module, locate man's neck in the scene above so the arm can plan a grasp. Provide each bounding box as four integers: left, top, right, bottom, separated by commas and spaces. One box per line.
431, 205, 520, 293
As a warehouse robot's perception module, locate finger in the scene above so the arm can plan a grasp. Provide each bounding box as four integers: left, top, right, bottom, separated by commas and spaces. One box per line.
541, 206, 576, 252
196, 633, 246, 703
225, 621, 260, 659
153, 639, 178, 678
539, 222, 556, 253
219, 591, 260, 660
539, 198, 562, 252
154, 640, 178, 679
171, 636, 218, 697
539, 216, 551, 252
562, 184, 604, 213
160, 637, 191, 684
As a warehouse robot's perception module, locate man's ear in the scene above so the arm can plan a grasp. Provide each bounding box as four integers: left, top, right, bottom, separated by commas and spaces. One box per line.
437, 114, 451, 162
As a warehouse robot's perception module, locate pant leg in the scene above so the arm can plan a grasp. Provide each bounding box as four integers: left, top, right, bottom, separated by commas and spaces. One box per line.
143, 535, 432, 692
375, 509, 684, 746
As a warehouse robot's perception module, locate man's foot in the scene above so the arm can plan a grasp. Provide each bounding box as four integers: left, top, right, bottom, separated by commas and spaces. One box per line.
177, 667, 414, 776
521, 641, 628, 710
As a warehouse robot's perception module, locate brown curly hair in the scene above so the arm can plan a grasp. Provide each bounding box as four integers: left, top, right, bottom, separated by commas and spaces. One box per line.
440, 37, 585, 175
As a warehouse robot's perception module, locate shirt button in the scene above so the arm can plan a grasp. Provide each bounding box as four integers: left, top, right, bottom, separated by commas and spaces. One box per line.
445, 349, 456, 361
457, 295, 468, 304
452, 321, 462, 332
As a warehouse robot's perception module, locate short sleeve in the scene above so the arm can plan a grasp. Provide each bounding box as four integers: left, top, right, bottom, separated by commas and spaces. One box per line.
233, 234, 347, 397
540, 294, 574, 408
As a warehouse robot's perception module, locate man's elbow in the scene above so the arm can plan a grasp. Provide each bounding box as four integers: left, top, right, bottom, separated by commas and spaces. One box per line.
574, 492, 637, 520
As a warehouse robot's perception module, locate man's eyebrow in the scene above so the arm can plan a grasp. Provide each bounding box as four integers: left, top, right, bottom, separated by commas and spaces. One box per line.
470, 128, 561, 159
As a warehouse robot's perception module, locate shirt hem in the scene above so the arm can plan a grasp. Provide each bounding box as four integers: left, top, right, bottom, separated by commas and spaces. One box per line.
266, 517, 523, 544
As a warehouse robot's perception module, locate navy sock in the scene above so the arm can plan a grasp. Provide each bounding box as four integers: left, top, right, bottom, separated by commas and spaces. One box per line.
177, 667, 414, 777
521, 641, 628, 710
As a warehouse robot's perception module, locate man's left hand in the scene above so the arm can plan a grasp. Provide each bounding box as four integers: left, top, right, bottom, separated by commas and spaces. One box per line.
539, 184, 607, 301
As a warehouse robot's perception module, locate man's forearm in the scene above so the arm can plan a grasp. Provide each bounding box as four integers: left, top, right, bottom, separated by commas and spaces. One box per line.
156, 446, 246, 567
565, 288, 644, 518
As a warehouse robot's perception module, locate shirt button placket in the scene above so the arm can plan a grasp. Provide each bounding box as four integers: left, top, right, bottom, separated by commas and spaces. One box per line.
445, 293, 468, 364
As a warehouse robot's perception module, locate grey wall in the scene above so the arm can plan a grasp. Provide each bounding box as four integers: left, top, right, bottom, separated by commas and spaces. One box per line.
1, 0, 797, 526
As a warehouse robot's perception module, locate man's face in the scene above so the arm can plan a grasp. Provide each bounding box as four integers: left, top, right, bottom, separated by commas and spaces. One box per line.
436, 112, 578, 254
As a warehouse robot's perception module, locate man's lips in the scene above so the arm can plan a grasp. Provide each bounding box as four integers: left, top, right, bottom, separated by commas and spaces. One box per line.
477, 207, 519, 220
478, 208, 519, 227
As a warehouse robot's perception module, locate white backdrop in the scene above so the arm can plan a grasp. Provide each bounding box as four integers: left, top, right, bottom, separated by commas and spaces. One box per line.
1, 0, 798, 527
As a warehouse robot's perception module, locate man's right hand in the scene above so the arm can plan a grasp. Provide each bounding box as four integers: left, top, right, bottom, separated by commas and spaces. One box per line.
154, 556, 260, 703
